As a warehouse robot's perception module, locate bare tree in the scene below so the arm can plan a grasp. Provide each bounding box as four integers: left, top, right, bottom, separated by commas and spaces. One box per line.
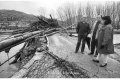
38, 7, 47, 17
57, 7, 65, 22
110, 2, 117, 27
116, 1, 120, 29
57, 3, 77, 26
96, 3, 104, 16
85, 2, 95, 27
77, 3, 83, 22
63, 4, 73, 25
50, 9, 56, 19
86, 2, 94, 18
102, 2, 117, 28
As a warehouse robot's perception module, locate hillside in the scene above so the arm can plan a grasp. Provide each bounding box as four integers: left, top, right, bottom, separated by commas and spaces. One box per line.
0, 10, 38, 22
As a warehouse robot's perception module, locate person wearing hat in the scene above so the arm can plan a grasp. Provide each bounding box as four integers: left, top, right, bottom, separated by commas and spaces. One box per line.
92, 16, 114, 67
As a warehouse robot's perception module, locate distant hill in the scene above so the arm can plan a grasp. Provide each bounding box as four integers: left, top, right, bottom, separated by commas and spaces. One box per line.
0, 10, 38, 22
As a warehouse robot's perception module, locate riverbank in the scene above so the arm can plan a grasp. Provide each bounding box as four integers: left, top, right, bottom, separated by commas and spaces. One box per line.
1, 33, 120, 78
12, 34, 90, 78
13, 33, 120, 78
0, 35, 47, 78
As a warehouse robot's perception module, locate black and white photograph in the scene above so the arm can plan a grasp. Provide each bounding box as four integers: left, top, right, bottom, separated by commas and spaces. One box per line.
0, 0, 120, 78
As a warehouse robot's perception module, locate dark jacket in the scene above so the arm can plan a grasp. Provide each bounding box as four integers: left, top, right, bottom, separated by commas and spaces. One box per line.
76, 22, 90, 36
97, 24, 114, 55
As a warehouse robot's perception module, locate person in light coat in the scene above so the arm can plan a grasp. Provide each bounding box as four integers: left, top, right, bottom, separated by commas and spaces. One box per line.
88, 15, 102, 57
92, 16, 114, 67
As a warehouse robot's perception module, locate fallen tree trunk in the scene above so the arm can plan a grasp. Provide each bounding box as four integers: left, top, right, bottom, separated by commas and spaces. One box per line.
0, 30, 43, 52
0, 28, 57, 52
0, 26, 72, 53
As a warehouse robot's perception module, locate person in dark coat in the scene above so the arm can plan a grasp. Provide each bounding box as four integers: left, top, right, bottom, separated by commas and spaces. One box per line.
89, 21, 101, 56
88, 16, 101, 57
92, 16, 114, 67
75, 21, 91, 53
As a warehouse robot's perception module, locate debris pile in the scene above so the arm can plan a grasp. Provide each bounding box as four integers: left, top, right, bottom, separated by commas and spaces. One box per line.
11, 26, 90, 78
22, 51, 90, 78
12, 15, 59, 34
11, 36, 46, 68
21, 36, 90, 78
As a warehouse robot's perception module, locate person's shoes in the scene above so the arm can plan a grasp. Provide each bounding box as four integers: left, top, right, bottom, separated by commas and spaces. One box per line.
92, 59, 99, 63
81, 52, 84, 54
88, 52, 94, 55
75, 52, 78, 53
100, 63, 107, 67
94, 54, 98, 57
69, 34, 72, 37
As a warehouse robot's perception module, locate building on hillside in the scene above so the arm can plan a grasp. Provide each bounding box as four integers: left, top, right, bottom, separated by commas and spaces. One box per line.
0, 22, 9, 30
0, 21, 30, 30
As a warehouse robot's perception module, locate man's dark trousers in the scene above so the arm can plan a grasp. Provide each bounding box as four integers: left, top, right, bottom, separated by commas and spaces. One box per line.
90, 38, 98, 55
75, 35, 90, 53
81, 36, 91, 53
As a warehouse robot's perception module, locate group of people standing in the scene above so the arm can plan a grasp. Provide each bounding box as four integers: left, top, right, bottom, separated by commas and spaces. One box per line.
75, 15, 114, 67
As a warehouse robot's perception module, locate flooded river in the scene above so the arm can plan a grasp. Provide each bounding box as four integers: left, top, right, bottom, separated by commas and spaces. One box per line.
113, 34, 120, 44
0, 34, 25, 78
0, 34, 120, 78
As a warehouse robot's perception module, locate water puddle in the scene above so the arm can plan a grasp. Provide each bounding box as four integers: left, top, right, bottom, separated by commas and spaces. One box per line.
0, 42, 25, 78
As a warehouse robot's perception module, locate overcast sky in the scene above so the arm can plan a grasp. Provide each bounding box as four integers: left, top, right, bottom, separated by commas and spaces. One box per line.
0, 0, 118, 17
